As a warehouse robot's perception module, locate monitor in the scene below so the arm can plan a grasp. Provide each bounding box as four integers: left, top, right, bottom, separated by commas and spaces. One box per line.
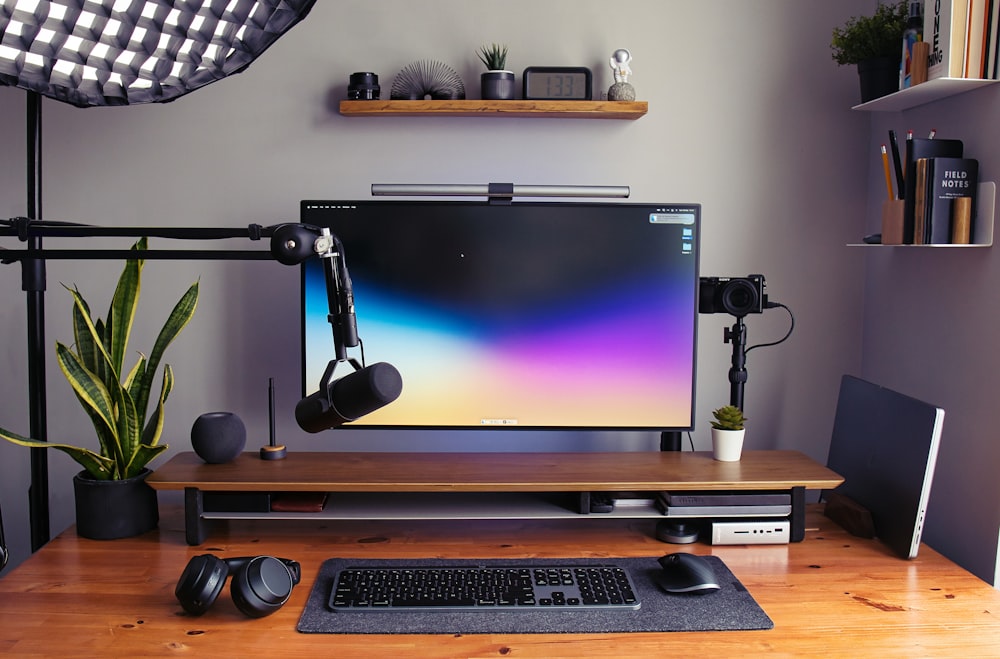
299, 200, 700, 432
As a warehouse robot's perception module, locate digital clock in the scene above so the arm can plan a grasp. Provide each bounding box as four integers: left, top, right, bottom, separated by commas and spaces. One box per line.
522, 66, 593, 100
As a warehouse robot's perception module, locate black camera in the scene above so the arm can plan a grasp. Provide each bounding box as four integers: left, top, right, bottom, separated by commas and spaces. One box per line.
699, 274, 767, 317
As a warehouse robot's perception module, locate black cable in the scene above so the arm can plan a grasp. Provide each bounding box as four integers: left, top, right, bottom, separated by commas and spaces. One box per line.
745, 302, 795, 355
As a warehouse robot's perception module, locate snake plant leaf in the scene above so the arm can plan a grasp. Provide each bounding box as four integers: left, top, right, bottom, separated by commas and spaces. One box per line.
140, 364, 173, 449
55, 341, 117, 439
130, 281, 198, 425
105, 239, 144, 377
0, 426, 116, 479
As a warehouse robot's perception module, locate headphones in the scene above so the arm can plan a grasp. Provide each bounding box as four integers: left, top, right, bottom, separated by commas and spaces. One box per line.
175, 554, 301, 618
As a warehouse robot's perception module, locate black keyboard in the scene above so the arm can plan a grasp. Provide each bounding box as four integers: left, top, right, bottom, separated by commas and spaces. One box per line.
328, 564, 641, 611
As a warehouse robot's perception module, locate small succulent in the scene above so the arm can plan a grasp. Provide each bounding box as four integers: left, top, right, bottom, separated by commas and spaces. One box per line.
711, 405, 746, 431
477, 43, 508, 71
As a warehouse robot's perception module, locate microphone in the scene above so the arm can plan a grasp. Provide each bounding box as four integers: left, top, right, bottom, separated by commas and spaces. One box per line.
295, 361, 402, 433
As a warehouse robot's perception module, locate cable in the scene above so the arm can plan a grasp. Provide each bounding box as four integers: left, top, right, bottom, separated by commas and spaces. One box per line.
745, 302, 795, 355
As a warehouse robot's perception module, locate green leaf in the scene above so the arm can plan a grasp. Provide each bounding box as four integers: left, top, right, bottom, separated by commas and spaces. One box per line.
141, 364, 173, 449
106, 240, 144, 377
132, 280, 198, 425
55, 342, 117, 438
0, 425, 115, 479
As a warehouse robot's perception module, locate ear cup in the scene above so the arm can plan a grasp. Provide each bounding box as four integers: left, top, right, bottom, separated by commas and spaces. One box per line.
228, 556, 296, 618
175, 554, 229, 615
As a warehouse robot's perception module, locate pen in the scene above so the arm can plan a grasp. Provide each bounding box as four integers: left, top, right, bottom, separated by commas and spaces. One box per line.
880, 144, 894, 201
889, 130, 904, 198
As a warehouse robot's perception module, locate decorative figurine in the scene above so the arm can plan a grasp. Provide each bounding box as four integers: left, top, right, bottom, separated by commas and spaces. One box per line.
608, 48, 635, 101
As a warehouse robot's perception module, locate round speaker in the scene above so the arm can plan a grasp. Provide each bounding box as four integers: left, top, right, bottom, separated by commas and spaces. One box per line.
191, 412, 246, 464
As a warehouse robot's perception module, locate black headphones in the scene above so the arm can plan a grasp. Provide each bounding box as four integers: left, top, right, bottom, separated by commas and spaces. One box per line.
175, 554, 301, 618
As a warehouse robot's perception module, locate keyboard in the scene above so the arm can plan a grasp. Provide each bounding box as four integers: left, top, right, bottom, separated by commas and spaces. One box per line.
328, 564, 641, 611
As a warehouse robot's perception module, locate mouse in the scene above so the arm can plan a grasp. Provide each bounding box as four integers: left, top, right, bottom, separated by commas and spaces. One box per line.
656, 553, 721, 595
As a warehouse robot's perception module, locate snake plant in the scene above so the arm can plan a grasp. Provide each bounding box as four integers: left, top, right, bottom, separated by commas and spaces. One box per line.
0, 238, 199, 480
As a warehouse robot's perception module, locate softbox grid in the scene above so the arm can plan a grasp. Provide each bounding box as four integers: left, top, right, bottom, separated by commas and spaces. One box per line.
0, 0, 316, 106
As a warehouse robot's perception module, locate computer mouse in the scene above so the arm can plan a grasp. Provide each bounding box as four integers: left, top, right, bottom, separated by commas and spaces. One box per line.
656, 553, 721, 595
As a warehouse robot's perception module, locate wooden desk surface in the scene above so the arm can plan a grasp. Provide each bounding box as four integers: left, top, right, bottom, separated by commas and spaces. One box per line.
147, 450, 844, 492
2, 505, 998, 657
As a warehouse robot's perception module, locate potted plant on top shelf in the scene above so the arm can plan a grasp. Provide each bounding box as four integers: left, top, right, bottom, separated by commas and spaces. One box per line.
478, 43, 515, 100
710, 405, 746, 462
830, 0, 908, 103
0, 237, 199, 539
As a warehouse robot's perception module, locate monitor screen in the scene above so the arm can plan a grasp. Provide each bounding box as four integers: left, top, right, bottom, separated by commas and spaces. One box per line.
300, 200, 700, 431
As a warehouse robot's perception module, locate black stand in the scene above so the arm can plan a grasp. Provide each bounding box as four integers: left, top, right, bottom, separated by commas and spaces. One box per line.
725, 317, 748, 410
24, 92, 50, 552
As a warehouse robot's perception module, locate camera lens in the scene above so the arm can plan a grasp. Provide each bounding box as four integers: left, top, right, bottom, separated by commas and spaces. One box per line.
721, 279, 759, 317
347, 72, 380, 100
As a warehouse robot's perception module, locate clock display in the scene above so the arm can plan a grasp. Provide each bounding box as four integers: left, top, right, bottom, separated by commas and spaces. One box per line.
522, 67, 593, 100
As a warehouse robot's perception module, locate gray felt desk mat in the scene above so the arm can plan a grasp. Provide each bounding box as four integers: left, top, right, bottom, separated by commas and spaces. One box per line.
297, 556, 773, 634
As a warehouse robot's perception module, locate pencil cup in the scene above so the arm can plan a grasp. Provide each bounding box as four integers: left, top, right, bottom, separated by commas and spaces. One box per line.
881, 199, 904, 245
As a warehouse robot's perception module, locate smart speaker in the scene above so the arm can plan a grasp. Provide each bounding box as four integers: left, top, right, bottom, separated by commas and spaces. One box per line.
191, 412, 247, 464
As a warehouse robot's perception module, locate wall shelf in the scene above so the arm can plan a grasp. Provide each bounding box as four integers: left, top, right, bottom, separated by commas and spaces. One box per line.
339, 99, 648, 119
849, 182, 995, 247
853, 77, 999, 112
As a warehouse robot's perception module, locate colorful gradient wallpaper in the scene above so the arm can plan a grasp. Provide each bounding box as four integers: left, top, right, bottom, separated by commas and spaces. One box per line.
301, 201, 699, 430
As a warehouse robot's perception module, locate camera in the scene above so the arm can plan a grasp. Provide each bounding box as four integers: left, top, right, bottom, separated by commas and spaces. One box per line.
699, 274, 767, 317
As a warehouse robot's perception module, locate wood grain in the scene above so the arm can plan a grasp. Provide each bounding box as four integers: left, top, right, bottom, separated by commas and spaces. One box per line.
338, 99, 648, 119
147, 450, 844, 492
2, 505, 999, 657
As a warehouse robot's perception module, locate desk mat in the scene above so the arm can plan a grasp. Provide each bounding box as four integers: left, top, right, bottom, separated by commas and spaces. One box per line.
297, 556, 773, 634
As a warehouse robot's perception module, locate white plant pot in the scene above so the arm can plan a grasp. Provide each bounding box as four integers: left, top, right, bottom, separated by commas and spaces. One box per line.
711, 428, 745, 462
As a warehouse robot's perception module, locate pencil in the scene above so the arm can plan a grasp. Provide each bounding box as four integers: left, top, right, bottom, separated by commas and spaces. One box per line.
889, 130, 904, 198
881, 144, 893, 200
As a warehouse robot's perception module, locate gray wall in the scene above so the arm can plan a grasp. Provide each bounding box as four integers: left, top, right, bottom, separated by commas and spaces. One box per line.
861, 98, 1000, 583
2, 1, 875, 574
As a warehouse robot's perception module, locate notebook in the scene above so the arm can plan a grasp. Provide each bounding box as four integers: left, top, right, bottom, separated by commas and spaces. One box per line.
825, 375, 945, 559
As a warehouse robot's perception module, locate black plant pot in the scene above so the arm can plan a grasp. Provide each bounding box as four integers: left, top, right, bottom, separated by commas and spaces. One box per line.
481, 70, 515, 100
857, 57, 900, 103
73, 468, 159, 540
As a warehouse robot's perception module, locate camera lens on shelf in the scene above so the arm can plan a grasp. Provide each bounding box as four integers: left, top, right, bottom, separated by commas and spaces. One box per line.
347, 72, 380, 100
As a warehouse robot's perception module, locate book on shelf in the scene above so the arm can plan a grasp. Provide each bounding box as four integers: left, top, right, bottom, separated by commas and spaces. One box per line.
965, 0, 993, 78
926, 0, 971, 79
987, 1, 1000, 78
920, 157, 979, 244
904, 138, 964, 243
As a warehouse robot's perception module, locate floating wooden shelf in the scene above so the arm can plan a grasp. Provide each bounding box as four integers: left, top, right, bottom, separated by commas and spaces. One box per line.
339, 99, 648, 119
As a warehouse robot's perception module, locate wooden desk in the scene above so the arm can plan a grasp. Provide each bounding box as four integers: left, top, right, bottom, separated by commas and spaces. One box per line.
148, 450, 843, 545
2, 505, 999, 657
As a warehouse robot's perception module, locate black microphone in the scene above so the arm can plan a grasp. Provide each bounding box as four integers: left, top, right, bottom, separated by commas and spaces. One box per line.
295, 362, 402, 433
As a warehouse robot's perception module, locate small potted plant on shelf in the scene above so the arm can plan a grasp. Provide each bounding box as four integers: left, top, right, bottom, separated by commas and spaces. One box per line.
0, 238, 199, 539
830, 0, 908, 103
477, 43, 515, 100
710, 405, 746, 462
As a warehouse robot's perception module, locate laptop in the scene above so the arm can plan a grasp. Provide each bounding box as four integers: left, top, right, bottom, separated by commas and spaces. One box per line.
825, 375, 945, 559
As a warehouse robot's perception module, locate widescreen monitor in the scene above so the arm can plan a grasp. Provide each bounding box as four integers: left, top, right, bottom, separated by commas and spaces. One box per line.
300, 200, 700, 431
